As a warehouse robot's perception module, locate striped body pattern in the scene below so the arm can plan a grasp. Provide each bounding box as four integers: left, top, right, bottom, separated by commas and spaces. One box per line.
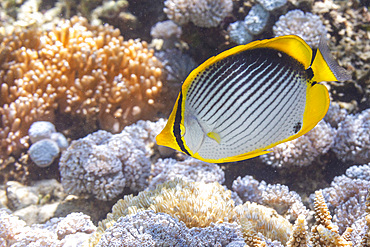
156, 35, 349, 163
183, 48, 309, 160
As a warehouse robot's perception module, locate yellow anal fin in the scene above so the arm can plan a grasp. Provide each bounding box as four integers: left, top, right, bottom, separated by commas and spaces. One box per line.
207, 132, 221, 144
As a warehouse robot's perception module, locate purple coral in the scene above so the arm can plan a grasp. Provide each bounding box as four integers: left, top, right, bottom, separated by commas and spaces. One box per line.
319, 164, 370, 234
332, 109, 370, 163
273, 10, 327, 48
164, 0, 233, 28
0, 209, 95, 246
97, 210, 245, 246
148, 157, 225, 190
59, 119, 166, 201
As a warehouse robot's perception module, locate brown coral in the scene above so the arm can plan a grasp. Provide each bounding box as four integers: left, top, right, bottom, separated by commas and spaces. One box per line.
286, 214, 308, 247
310, 190, 353, 247
0, 16, 164, 163
234, 202, 292, 245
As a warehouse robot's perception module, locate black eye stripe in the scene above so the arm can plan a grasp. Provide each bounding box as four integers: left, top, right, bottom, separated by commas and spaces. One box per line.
173, 92, 191, 155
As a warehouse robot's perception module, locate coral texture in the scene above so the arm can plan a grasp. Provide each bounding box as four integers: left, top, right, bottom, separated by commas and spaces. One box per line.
148, 157, 225, 190
150, 20, 182, 39
286, 214, 308, 247
232, 175, 308, 223
155, 49, 197, 84
310, 190, 353, 246
89, 178, 236, 245
0, 209, 96, 246
0, 15, 163, 161
234, 201, 293, 245
97, 210, 245, 246
273, 9, 327, 48
332, 109, 370, 163
164, 0, 233, 27
320, 164, 370, 234
59, 119, 166, 201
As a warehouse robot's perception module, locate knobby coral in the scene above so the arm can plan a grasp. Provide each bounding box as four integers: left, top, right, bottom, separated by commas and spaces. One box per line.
59, 119, 166, 201
332, 109, 370, 163
273, 9, 327, 48
0, 209, 96, 246
164, 0, 233, 28
232, 175, 308, 223
0, 15, 164, 161
148, 157, 225, 190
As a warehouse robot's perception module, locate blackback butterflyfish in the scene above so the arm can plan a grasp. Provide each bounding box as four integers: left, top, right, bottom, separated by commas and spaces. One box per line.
156, 35, 350, 163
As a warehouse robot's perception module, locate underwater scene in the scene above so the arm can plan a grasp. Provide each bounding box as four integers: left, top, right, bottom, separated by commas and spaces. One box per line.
0, 0, 369, 246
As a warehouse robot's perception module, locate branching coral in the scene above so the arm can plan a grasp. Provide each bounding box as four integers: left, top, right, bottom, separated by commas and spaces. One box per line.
164, 0, 233, 27
310, 190, 353, 246
320, 164, 370, 234
286, 214, 308, 247
0, 15, 164, 161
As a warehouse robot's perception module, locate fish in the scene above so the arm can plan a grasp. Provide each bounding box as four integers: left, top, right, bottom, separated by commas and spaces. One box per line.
156, 35, 350, 163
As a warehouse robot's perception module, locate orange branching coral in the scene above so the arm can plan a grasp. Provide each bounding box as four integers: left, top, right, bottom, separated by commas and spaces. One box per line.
286, 214, 308, 247
310, 190, 353, 247
0, 16, 163, 160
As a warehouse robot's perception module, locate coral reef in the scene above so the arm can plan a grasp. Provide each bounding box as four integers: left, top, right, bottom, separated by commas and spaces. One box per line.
59, 119, 166, 201
286, 214, 308, 247
234, 201, 293, 245
310, 190, 353, 246
273, 9, 327, 48
227, 0, 287, 45
150, 20, 182, 39
96, 210, 245, 246
232, 175, 308, 223
149, 157, 225, 190
332, 109, 370, 164
0, 0, 369, 246
89, 178, 236, 245
154, 49, 197, 85
0, 15, 164, 161
320, 164, 370, 234
260, 120, 336, 167
0, 209, 96, 246
164, 0, 233, 27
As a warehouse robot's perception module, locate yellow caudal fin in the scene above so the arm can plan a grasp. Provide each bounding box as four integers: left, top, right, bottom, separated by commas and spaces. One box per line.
279, 83, 329, 144
311, 35, 351, 82
300, 83, 330, 137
